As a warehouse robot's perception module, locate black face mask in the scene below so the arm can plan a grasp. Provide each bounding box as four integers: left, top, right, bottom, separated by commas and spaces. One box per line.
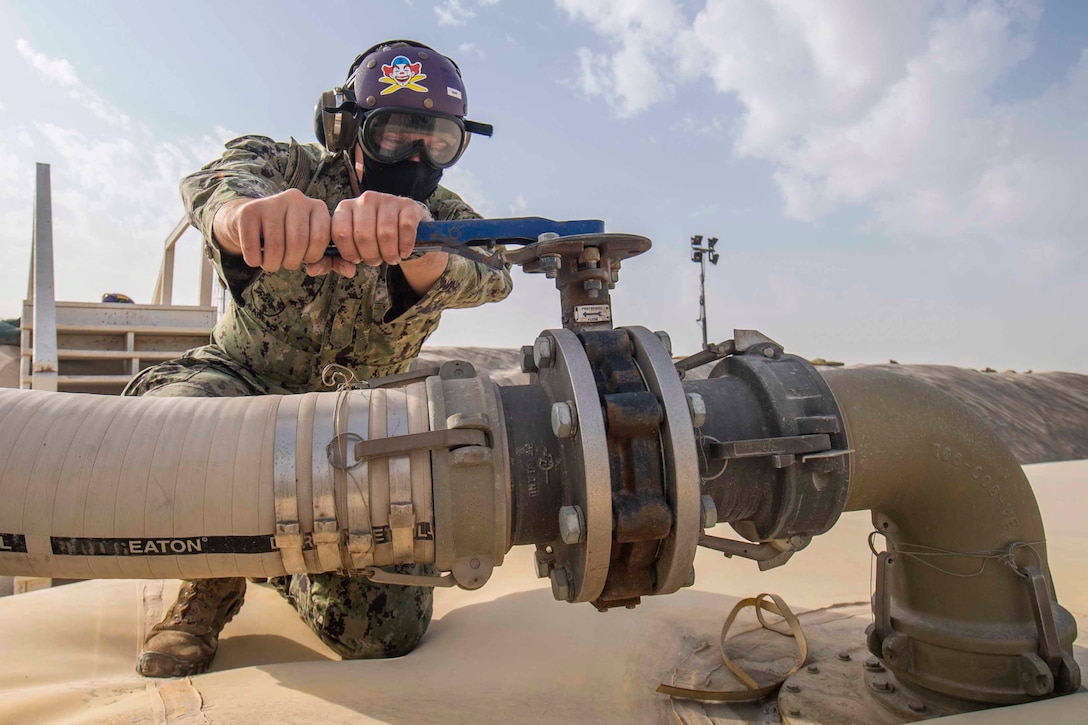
360, 154, 443, 202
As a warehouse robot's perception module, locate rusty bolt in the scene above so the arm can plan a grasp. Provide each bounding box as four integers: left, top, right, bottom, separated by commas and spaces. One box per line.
700, 494, 717, 529
558, 505, 585, 545
583, 279, 603, 298
865, 657, 884, 672
654, 330, 673, 355
551, 401, 576, 438
806, 664, 819, 674
785, 683, 801, 693
686, 392, 707, 428
550, 566, 572, 601
534, 336, 554, 369
907, 700, 926, 713
837, 651, 852, 662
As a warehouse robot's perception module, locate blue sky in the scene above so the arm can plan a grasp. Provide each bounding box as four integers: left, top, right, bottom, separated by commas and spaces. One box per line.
1, 0, 1085, 373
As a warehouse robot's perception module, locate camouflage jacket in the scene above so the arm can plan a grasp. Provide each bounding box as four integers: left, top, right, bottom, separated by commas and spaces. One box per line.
180, 135, 513, 392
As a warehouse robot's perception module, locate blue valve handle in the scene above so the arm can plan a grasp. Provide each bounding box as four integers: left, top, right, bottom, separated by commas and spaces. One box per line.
323, 217, 605, 259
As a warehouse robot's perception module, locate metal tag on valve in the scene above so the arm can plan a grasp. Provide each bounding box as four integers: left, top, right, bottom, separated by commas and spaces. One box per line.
573, 305, 612, 323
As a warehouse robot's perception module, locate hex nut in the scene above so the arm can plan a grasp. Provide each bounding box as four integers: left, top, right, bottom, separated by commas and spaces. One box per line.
686, 392, 707, 428
534, 336, 554, 369
551, 401, 576, 438
538, 252, 560, 279
558, 505, 585, 545
550, 567, 572, 601
520, 344, 537, 374
534, 553, 551, 579
700, 494, 717, 529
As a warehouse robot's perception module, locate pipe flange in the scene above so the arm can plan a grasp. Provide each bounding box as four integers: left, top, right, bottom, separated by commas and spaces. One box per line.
535, 328, 612, 603
623, 326, 701, 595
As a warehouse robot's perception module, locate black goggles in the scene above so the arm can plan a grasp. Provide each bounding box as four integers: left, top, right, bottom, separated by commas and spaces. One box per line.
356, 108, 493, 169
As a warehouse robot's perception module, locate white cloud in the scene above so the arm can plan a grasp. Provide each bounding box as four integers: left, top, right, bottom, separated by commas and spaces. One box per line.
458, 42, 485, 58
557, 0, 686, 116
436, 0, 476, 25
508, 194, 528, 215
557, 0, 1088, 266
441, 166, 498, 217
15, 39, 131, 129
15, 39, 78, 86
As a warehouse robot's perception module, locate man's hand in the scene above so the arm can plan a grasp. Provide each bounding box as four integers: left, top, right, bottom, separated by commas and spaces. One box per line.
327, 190, 430, 266
319, 191, 450, 293
213, 189, 357, 276
212, 188, 448, 289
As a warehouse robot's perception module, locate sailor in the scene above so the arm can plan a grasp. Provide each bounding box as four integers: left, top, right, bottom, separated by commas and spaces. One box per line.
127, 40, 511, 677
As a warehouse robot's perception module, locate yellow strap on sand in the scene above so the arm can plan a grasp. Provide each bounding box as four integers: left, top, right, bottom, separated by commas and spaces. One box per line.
657, 592, 808, 702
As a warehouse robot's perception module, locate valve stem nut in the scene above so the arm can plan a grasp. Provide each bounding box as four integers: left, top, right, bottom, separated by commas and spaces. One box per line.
583, 279, 603, 298
551, 401, 576, 438
686, 392, 707, 428
550, 566, 572, 602
538, 252, 561, 279
700, 494, 717, 529
558, 505, 586, 545
534, 336, 554, 369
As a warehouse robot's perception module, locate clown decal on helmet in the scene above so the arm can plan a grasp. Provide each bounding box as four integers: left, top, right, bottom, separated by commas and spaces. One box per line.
379, 56, 428, 95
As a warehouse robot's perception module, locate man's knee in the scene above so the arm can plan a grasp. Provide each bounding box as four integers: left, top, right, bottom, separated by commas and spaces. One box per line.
285, 569, 434, 659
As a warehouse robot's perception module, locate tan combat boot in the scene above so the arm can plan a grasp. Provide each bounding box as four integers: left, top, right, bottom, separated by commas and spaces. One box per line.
137, 577, 246, 677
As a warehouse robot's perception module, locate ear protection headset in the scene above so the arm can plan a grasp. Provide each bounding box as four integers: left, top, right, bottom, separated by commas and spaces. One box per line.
314, 40, 464, 155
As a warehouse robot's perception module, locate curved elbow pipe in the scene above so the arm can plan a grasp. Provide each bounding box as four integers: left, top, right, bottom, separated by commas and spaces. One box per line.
822, 367, 1080, 703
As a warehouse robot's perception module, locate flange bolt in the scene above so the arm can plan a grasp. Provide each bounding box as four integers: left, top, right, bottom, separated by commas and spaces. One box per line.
550, 566, 572, 601
558, 505, 586, 545
551, 401, 576, 438
534, 336, 554, 369
686, 392, 707, 428
700, 494, 717, 529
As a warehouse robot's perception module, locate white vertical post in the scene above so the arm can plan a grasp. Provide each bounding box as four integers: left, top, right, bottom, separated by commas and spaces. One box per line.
31, 163, 58, 392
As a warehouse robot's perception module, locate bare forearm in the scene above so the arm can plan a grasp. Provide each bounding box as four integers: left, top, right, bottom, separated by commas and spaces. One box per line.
399, 251, 450, 295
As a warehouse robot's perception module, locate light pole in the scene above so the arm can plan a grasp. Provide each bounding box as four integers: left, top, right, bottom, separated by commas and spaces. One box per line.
690, 235, 719, 350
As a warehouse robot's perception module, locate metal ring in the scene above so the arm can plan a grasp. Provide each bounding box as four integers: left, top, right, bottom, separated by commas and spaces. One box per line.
327, 432, 365, 470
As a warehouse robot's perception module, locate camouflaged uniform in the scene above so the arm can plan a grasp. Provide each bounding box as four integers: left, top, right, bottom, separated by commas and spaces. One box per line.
126, 135, 512, 659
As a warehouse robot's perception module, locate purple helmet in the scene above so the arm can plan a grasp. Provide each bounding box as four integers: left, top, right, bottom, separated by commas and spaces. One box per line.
350, 40, 470, 119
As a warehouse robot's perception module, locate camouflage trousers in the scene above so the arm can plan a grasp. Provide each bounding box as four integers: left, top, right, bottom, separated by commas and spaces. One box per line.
125, 347, 434, 659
